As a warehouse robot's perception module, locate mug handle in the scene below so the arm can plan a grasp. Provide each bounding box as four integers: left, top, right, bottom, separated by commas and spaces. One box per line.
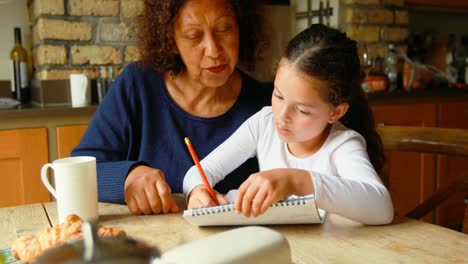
41, 163, 58, 199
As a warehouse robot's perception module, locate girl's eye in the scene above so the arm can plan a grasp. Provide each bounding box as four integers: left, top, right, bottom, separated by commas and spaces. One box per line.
273, 93, 283, 100
297, 107, 310, 115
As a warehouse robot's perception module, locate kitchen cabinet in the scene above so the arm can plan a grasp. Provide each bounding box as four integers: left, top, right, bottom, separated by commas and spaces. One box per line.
56, 125, 88, 159
372, 100, 468, 230
436, 101, 468, 229
0, 128, 50, 207
372, 103, 437, 222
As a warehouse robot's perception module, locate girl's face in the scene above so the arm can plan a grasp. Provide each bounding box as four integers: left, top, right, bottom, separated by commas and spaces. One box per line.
173, 0, 239, 88
272, 59, 347, 155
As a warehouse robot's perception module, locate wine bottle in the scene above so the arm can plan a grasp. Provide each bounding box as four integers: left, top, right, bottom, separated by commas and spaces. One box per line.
10, 27, 30, 104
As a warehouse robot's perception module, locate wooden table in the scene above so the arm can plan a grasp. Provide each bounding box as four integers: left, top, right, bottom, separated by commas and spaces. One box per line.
1, 198, 467, 264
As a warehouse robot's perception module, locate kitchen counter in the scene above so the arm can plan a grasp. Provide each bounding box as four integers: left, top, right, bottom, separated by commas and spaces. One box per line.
0, 103, 97, 120
1, 88, 467, 122
0, 88, 466, 187
0, 103, 96, 162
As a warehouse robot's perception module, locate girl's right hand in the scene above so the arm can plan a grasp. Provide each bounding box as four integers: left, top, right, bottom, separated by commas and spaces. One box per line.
187, 185, 229, 209
124, 165, 180, 215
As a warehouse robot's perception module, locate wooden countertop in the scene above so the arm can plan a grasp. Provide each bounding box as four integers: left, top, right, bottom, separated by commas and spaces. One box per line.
0, 89, 467, 120
0, 104, 97, 120
1, 198, 467, 263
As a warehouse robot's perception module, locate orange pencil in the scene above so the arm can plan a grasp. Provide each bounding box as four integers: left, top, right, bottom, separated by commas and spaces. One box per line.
184, 137, 219, 205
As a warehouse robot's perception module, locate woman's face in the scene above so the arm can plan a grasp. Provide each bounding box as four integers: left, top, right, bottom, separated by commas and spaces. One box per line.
272, 59, 338, 148
174, 0, 239, 88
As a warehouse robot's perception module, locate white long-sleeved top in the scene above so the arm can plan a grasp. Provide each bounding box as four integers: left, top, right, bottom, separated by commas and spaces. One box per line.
183, 107, 394, 225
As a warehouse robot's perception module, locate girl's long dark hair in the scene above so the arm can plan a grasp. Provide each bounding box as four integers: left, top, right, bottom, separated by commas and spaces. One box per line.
284, 24, 385, 175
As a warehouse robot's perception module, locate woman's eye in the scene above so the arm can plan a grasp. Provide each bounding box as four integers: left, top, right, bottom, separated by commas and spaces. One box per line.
185, 32, 202, 39
216, 25, 232, 32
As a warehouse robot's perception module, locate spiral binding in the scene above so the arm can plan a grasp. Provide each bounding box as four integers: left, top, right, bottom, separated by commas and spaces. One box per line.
191, 204, 234, 216
190, 197, 308, 217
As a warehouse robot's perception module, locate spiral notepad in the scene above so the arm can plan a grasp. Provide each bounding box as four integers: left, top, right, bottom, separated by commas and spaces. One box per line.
183, 190, 325, 226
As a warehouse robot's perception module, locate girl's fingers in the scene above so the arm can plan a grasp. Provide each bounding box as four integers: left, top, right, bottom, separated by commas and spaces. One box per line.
235, 179, 251, 213
216, 193, 230, 205
251, 189, 268, 217
260, 195, 275, 215
188, 197, 202, 209
241, 184, 259, 217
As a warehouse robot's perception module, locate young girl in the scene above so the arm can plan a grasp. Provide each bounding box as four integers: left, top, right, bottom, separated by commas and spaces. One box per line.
183, 24, 393, 225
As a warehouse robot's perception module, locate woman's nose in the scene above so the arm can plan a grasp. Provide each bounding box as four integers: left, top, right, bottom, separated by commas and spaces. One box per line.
204, 33, 221, 59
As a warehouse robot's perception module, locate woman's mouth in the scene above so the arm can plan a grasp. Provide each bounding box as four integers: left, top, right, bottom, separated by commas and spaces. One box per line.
207, 65, 227, 73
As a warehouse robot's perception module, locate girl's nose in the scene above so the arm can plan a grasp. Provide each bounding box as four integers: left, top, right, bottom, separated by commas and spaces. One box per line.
279, 104, 291, 122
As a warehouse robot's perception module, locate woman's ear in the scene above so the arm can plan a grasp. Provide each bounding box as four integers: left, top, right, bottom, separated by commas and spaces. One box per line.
171, 42, 179, 54
329, 102, 349, 123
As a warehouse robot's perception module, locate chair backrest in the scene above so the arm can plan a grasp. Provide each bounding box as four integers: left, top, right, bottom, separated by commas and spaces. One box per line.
376, 125, 468, 156
377, 125, 468, 233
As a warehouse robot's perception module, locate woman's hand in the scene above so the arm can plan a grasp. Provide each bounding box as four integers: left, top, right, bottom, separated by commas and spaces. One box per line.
124, 165, 180, 215
235, 168, 314, 217
187, 185, 229, 209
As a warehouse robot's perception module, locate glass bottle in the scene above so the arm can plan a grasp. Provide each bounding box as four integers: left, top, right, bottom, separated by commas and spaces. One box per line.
10, 27, 30, 103
385, 44, 398, 92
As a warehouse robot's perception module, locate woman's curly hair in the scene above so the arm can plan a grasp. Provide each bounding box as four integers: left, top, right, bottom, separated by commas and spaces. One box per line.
138, 0, 265, 75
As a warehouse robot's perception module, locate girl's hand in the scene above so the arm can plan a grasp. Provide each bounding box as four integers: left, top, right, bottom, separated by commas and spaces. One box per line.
124, 165, 180, 215
187, 185, 229, 209
235, 168, 314, 217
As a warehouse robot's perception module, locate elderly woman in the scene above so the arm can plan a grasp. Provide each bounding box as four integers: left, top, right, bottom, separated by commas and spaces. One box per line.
72, 0, 272, 215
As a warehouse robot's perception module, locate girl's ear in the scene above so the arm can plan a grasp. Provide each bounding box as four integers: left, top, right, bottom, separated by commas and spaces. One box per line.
329, 102, 349, 123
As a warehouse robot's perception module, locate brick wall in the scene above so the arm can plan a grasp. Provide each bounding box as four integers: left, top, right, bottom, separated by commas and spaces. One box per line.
341, 0, 409, 61
27, 0, 409, 81
28, 0, 143, 80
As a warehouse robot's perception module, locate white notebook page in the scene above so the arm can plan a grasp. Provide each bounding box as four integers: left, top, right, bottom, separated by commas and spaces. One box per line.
183, 190, 326, 226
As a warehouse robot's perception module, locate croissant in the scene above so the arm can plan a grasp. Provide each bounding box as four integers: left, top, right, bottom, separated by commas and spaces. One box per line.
11, 214, 126, 263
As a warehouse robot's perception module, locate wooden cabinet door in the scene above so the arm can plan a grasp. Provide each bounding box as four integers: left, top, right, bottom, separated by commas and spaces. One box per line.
437, 101, 468, 229
0, 128, 50, 207
372, 103, 437, 220
56, 125, 88, 159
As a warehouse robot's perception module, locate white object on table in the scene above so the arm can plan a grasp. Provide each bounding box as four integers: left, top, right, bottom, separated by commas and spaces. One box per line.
69, 74, 90, 107
153, 226, 292, 264
40, 156, 98, 223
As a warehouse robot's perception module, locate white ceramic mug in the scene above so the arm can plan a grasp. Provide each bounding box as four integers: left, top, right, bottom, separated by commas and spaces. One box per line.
70, 74, 91, 107
41, 156, 98, 223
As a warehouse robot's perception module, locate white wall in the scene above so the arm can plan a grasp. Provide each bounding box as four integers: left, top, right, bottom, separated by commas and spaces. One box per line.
0, 0, 31, 80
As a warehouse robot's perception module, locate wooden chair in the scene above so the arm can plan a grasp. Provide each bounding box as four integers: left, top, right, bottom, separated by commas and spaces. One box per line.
377, 125, 468, 233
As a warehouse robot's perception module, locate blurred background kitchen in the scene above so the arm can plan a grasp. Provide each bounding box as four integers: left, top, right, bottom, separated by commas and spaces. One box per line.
1, 0, 468, 97
0, 0, 467, 232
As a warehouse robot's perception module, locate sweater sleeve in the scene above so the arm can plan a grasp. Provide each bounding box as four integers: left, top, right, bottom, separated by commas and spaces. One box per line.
183, 109, 263, 196
71, 64, 144, 204
312, 136, 394, 225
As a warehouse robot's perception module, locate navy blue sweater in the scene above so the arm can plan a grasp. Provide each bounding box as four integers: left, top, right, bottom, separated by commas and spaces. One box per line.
72, 62, 272, 203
